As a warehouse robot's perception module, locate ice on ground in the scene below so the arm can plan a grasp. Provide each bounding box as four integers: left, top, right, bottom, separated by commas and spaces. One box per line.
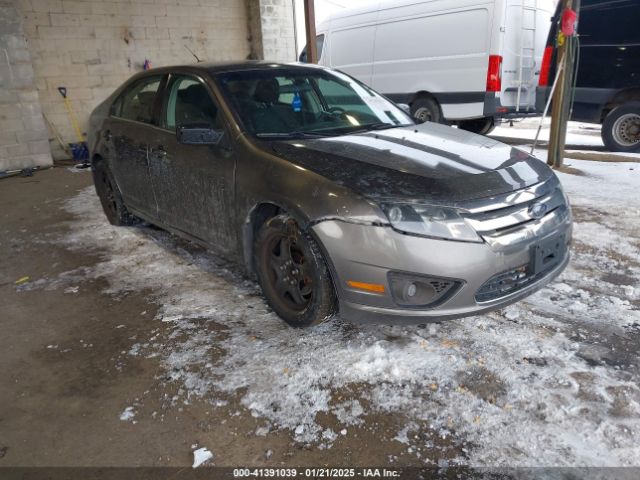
119, 406, 135, 422
492, 119, 605, 148
192, 447, 213, 468
51, 154, 640, 467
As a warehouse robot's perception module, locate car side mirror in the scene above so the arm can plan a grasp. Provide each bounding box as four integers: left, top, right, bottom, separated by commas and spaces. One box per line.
176, 124, 223, 145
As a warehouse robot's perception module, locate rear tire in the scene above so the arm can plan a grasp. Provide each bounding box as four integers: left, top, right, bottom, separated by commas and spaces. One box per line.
458, 117, 496, 135
410, 96, 442, 124
92, 162, 139, 226
602, 102, 640, 153
254, 215, 337, 327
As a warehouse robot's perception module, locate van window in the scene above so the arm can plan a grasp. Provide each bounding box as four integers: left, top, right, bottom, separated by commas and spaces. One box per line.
579, 0, 640, 46
298, 34, 325, 62
114, 76, 163, 124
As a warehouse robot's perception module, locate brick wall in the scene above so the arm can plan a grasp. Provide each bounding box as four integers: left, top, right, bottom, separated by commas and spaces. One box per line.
0, 0, 51, 171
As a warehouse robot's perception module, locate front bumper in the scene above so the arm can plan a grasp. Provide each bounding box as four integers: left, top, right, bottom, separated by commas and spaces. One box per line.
312, 182, 572, 324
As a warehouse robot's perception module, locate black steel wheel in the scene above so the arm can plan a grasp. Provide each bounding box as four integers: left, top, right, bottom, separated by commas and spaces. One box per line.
602, 102, 640, 153
254, 215, 337, 327
92, 163, 139, 226
410, 96, 442, 124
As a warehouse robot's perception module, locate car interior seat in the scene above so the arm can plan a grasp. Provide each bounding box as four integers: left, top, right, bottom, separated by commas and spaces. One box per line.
175, 84, 218, 126
133, 91, 157, 123
252, 78, 298, 133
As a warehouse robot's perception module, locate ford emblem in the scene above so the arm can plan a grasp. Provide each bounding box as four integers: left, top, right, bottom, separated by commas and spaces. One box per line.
529, 202, 548, 219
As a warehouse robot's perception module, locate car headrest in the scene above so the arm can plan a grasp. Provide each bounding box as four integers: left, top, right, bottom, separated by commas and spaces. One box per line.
253, 78, 279, 104
181, 83, 209, 105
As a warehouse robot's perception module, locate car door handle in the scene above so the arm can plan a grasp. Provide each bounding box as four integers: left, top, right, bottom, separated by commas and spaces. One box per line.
104, 130, 112, 141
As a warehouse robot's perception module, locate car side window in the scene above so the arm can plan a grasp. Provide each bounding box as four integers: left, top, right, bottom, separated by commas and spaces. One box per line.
114, 76, 163, 124
164, 76, 220, 130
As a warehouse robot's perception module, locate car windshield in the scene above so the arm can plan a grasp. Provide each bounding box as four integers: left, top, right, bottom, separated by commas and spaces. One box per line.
216, 68, 414, 138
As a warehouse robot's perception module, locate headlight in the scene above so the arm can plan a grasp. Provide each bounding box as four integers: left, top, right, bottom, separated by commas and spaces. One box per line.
381, 204, 482, 243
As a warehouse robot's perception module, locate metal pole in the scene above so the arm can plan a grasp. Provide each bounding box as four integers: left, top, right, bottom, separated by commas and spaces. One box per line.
547, 0, 580, 169
303, 0, 317, 63
292, 0, 299, 60
531, 54, 564, 154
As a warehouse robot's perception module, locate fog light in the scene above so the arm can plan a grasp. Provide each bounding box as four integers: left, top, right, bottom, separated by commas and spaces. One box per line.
388, 272, 461, 308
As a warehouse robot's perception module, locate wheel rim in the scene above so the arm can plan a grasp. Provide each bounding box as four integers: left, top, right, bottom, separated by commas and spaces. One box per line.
612, 113, 640, 147
101, 172, 118, 216
414, 107, 433, 123
266, 234, 313, 311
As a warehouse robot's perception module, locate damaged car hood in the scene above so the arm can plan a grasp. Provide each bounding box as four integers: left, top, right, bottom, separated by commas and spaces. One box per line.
269, 121, 553, 205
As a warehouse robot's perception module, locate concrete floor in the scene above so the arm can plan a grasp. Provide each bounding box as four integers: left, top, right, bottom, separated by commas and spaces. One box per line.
2, 163, 639, 468
0, 167, 452, 467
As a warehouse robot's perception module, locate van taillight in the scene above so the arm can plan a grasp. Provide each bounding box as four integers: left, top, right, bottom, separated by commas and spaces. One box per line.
539, 46, 554, 86
486, 55, 502, 92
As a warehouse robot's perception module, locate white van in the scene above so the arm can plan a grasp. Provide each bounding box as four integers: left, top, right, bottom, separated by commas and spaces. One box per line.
300, 0, 556, 134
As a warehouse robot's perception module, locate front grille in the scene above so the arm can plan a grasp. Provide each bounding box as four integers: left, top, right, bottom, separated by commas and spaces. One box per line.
475, 245, 566, 303
475, 265, 536, 302
462, 178, 568, 242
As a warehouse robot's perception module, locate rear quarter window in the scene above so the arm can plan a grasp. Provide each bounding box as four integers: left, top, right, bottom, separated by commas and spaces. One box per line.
112, 76, 163, 124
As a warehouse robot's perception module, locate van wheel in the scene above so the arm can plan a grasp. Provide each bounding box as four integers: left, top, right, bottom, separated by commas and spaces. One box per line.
602, 102, 640, 152
92, 163, 139, 226
458, 117, 496, 135
254, 215, 337, 328
411, 97, 442, 124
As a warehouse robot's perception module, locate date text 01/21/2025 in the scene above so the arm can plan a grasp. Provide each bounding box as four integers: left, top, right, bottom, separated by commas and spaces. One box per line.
232, 468, 400, 478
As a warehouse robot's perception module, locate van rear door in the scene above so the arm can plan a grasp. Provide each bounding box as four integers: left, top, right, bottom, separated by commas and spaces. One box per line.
500, 0, 555, 113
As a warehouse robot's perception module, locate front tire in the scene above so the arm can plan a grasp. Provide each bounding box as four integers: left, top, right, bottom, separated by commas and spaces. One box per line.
92, 163, 139, 226
254, 215, 337, 327
602, 102, 640, 153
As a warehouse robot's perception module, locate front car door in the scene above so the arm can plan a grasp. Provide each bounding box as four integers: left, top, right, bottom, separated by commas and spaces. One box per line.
146, 73, 237, 255
106, 75, 164, 220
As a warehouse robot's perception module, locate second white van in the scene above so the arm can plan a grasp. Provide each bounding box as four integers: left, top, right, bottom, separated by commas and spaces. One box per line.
301, 0, 556, 134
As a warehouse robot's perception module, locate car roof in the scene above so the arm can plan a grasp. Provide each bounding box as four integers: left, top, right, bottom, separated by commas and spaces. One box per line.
140, 61, 325, 77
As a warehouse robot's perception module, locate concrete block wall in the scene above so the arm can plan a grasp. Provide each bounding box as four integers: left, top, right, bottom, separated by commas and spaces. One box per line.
0, 0, 296, 167
258, 0, 295, 63
0, 0, 52, 171
19, 0, 255, 160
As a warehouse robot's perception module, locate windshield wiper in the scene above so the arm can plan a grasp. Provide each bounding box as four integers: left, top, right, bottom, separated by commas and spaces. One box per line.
256, 131, 328, 139
346, 122, 407, 134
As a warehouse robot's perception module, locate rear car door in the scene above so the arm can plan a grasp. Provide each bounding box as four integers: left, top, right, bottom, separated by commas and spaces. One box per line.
107, 75, 164, 220
146, 74, 237, 254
